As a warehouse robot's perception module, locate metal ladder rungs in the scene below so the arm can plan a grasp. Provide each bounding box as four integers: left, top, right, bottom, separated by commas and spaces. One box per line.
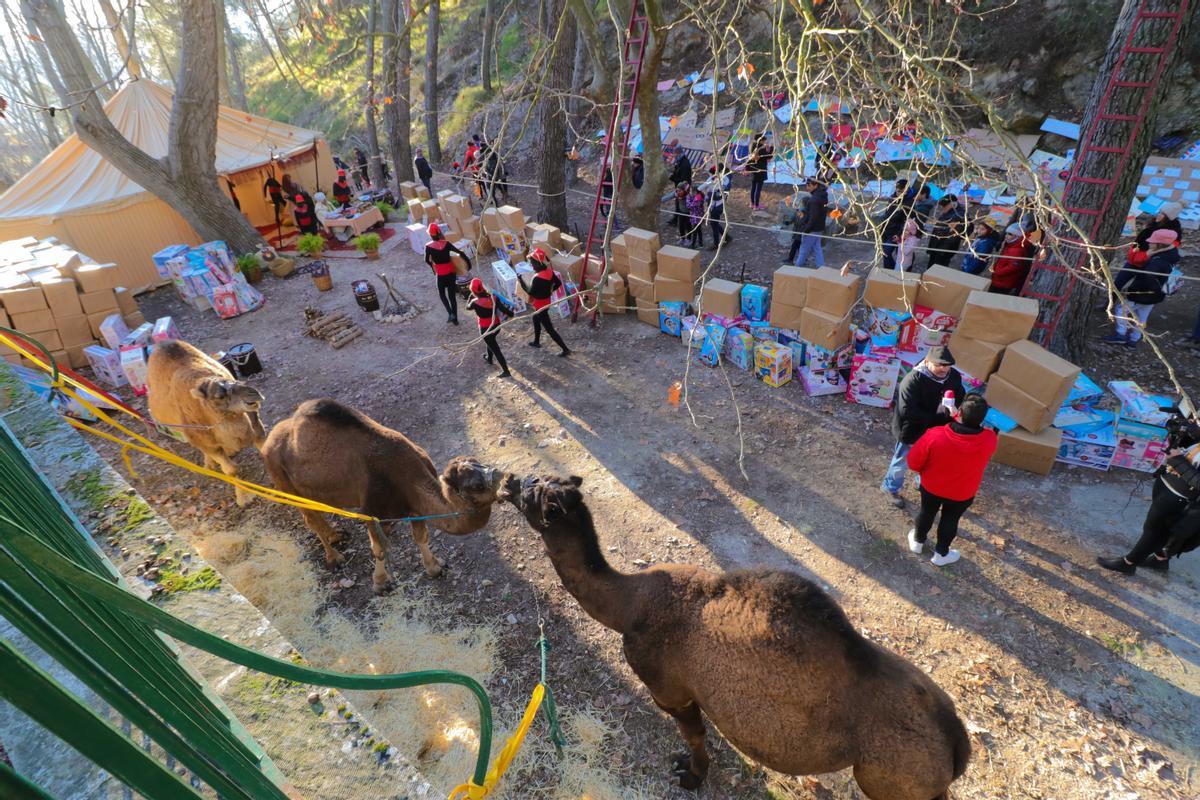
1112, 80, 1154, 88
1098, 113, 1138, 122
1086, 145, 1128, 154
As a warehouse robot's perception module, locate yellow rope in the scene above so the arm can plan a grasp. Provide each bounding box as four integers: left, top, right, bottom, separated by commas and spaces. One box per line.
448, 684, 546, 800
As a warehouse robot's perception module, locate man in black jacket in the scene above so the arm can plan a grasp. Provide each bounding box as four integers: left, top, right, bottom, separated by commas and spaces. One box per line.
881, 345, 965, 508
1099, 426, 1200, 574
414, 149, 434, 194
670, 144, 692, 186
792, 177, 828, 267
879, 179, 910, 270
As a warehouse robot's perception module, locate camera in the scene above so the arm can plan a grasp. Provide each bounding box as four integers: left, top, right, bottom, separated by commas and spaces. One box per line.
1160, 404, 1200, 450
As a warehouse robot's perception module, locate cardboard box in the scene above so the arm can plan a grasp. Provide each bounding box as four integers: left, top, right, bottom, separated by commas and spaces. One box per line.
399, 181, 420, 199
0, 308, 7, 328
40, 277, 83, 319
0, 285, 49, 314
10, 308, 55, 334
627, 274, 655, 302
985, 375, 1056, 433
407, 198, 426, 222
558, 233, 579, 254
55, 314, 93, 347
74, 263, 121, 293
656, 245, 700, 282
800, 307, 851, 351
770, 298, 805, 330
421, 200, 442, 222
947, 331, 1006, 380
863, 268, 920, 311
497, 205, 525, 231
994, 426, 1062, 475
608, 254, 630, 277
78, 288, 118, 315
995, 339, 1081, 409
955, 291, 1038, 343
699, 278, 742, 318
530, 223, 562, 248
805, 267, 861, 316
66, 343, 92, 369
610, 233, 628, 261
916, 266, 991, 317
628, 255, 656, 281
623, 228, 661, 261
23, 329, 62, 351
772, 266, 809, 307
415, 185, 431, 200
600, 274, 627, 314
654, 275, 695, 303
635, 298, 659, 325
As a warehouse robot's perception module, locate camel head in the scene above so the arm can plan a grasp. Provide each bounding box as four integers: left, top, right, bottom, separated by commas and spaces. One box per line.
190, 378, 264, 416
441, 456, 505, 509
497, 473, 585, 531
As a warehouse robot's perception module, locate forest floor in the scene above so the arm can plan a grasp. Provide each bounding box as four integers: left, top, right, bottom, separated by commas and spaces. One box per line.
84, 174, 1200, 799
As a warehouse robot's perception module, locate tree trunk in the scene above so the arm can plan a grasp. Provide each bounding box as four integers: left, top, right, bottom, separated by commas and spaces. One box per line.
363, 0, 386, 188
214, 0, 230, 104
620, 0, 667, 231
142, 14, 177, 86
423, 0, 442, 165
22, 0, 263, 255
2, 1, 61, 148
70, 0, 114, 98
536, 0, 574, 228
97, 0, 142, 78
1025, 0, 1193, 360
569, 24, 586, 118
480, 0, 494, 93
224, 12, 249, 111
565, 0, 613, 107
382, 0, 414, 182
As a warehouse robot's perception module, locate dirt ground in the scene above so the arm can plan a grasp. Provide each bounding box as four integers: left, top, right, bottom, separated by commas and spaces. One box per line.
84, 173, 1200, 799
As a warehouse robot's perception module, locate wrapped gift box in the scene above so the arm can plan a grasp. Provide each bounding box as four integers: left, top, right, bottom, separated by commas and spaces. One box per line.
754, 341, 792, 387
846, 354, 901, 408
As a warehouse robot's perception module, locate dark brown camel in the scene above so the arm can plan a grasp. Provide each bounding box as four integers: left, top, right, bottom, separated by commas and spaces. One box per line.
495, 472, 971, 799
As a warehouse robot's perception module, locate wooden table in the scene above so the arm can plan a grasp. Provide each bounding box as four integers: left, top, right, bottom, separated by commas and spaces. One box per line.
322, 206, 385, 241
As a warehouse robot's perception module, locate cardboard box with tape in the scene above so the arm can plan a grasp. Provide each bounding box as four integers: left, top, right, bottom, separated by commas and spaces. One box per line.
805, 267, 861, 316
864, 268, 920, 311
956, 291, 1038, 343
698, 278, 742, 318
916, 266, 991, 317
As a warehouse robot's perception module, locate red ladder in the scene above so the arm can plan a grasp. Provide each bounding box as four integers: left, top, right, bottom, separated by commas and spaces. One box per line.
1020, 1, 1189, 344
574, 2, 649, 323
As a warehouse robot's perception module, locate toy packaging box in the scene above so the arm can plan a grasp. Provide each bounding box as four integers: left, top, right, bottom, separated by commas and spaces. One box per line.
748, 321, 777, 342
754, 341, 792, 387
98, 314, 130, 350
897, 305, 956, 353
741, 284, 769, 321
846, 354, 901, 408
983, 407, 1019, 433
805, 341, 854, 372
867, 308, 910, 348
724, 329, 755, 370
120, 323, 153, 349
775, 327, 803, 348
83, 345, 127, 387
151, 316, 180, 343
1066, 372, 1104, 406
1055, 408, 1118, 471
695, 324, 728, 367
1108, 380, 1173, 427
659, 301, 688, 336
119, 345, 152, 396
1111, 431, 1168, 473
957, 368, 986, 394
800, 367, 846, 396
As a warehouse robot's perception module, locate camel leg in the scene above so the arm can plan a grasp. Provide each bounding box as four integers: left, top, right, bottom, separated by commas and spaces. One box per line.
212, 452, 250, 507
366, 521, 392, 593
656, 700, 710, 791
298, 509, 345, 567
409, 520, 444, 578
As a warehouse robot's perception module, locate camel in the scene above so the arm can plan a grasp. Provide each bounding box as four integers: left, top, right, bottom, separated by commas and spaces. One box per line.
497, 472, 971, 800
146, 339, 266, 506
260, 399, 504, 590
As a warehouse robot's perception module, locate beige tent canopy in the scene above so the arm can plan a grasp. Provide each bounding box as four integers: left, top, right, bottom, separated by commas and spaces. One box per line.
0, 80, 335, 290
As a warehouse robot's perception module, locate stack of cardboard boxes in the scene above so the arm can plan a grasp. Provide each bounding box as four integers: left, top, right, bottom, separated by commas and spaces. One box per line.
800, 267, 859, 352
984, 339, 1081, 475
769, 266, 810, 331
0, 237, 144, 370
654, 245, 700, 305
950, 289, 1038, 384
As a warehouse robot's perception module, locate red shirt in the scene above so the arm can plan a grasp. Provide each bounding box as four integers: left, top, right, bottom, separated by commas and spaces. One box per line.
907, 422, 998, 502
990, 236, 1032, 290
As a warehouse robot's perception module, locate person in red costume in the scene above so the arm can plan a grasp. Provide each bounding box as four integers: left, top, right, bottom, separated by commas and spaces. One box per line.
466, 278, 513, 378
331, 169, 354, 209
516, 248, 570, 356
292, 194, 318, 235
424, 222, 471, 324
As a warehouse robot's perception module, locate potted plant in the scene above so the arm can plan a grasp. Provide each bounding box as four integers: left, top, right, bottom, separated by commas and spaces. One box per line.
296, 232, 326, 258
374, 200, 396, 221
235, 253, 263, 284
353, 232, 382, 260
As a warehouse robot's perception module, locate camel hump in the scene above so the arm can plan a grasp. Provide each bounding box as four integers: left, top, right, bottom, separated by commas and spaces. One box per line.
300, 398, 370, 429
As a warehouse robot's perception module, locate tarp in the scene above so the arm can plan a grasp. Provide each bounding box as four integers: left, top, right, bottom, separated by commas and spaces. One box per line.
954, 128, 1040, 170
0, 80, 324, 220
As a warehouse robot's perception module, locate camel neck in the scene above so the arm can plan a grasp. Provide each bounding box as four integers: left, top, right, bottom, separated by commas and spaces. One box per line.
541, 507, 636, 633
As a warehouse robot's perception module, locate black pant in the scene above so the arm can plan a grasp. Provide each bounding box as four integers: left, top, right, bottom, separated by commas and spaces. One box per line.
270, 195, 284, 224
436, 274, 458, 320
675, 211, 690, 239
421, 177, 432, 193
709, 205, 728, 245
915, 487, 974, 556
532, 308, 568, 351
483, 331, 509, 373
1113, 267, 1134, 292
689, 222, 704, 249
787, 233, 802, 263
882, 241, 897, 271
749, 174, 766, 207
1126, 475, 1191, 562
925, 236, 955, 270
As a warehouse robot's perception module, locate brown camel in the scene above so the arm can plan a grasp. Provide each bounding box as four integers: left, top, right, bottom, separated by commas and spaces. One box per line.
496, 473, 971, 799
261, 399, 503, 590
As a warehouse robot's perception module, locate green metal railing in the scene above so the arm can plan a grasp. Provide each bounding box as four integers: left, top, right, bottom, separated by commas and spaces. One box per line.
0, 412, 495, 797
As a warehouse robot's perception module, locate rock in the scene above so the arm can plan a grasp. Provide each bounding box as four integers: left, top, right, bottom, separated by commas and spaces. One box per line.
505, 613, 518, 624
307, 691, 321, 705
497, 436, 507, 446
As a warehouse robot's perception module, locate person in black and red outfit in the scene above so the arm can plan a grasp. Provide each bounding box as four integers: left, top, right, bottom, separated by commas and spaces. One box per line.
332, 169, 354, 209
263, 171, 285, 224
466, 278, 513, 378
293, 194, 319, 235
517, 248, 570, 356
424, 222, 471, 324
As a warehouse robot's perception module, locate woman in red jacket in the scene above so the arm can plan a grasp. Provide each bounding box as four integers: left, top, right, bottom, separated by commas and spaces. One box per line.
905, 393, 998, 566
466, 278, 513, 377
987, 223, 1033, 295
424, 223, 471, 324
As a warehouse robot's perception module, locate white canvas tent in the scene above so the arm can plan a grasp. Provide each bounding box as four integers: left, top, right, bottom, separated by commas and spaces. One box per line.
0, 80, 335, 289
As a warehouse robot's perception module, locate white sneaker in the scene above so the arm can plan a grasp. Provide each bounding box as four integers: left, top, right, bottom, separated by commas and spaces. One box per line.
930, 550, 961, 567
907, 529, 924, 553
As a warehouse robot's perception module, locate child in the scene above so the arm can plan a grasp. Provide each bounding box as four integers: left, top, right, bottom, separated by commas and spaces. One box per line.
988, 223, 1032, 294
1103, 228, 1179, 346
905, 393, 998, 566
961, 219, 1001, 275
894, 217, 922, 273
686, 188, 706, 249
